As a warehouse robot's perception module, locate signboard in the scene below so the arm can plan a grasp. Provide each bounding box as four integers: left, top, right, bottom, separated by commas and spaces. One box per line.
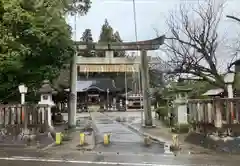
78, 64, 139, 72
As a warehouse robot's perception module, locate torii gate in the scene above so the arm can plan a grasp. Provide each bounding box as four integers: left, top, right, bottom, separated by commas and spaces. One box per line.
69, 36, 165, 127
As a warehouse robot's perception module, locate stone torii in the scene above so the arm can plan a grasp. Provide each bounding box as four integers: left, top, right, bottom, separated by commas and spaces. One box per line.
69, 35, 165, 127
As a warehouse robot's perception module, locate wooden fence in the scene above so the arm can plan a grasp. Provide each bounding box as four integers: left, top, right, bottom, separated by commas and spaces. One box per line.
188, 98, 240, 134
0, 104, 49, 136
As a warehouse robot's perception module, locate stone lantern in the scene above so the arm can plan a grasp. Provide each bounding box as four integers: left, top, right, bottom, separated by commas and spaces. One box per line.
38, 80, 56, 127
172, 83, 192, 124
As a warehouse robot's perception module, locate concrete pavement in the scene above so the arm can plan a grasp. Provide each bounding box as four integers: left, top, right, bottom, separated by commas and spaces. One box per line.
91, 112, 143, 143
90, 112, 167, 154
103, 111, 214, 154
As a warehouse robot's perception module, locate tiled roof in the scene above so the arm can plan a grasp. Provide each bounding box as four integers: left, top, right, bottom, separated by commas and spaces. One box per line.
77, 78, 120, 92
202, 88, 224, 96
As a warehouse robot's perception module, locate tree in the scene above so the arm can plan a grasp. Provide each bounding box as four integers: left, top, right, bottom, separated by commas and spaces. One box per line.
164, 0, 225, 89
113, 31, 122, 42
99, 19, 114, 43
0, 0, 91, 101
80, 28, 94, 57
98, 19, 125, 57
81, 29, 93, 42
62, 0, 91, 15
112, 31, 125, 57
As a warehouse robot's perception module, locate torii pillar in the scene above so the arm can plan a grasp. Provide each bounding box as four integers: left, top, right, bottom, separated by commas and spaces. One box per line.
140, 50, 152, 126
69, 51, 77, 128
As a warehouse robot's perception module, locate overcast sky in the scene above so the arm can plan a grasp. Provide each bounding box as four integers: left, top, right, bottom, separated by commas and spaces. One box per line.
67, 0, 240, 70
67, 0, 240, 41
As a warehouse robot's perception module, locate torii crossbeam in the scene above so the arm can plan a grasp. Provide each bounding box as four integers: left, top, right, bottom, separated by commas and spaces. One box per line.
75, 36, 165, 50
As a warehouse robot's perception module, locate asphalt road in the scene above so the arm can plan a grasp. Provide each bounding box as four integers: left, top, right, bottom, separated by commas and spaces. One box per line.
0, 153, 240, 166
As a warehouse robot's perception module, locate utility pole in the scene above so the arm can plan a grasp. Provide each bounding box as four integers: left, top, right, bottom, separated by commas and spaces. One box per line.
140, 50, 153, 126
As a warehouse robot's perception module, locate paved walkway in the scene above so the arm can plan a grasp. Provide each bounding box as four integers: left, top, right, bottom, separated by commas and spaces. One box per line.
90, 112, 166, 154
91, 112, 142, 143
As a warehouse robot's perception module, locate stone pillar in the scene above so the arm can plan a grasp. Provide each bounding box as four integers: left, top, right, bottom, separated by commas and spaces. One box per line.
38, 80, 56, 127
105, 51, 114, 58
207, 103, 213, 123
174, 96, 188, 124
227, 84, 233, 98
214, 99, 222, 129
69, 53, 77, 127
227, 84, 234, 122
140, 50, 152, 126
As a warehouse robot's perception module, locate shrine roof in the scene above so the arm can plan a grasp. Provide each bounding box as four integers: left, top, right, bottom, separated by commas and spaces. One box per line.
76, 78, 131, 92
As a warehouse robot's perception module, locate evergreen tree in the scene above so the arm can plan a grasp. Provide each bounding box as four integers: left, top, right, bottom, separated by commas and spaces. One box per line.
80, 28, 95, 57
99, 19, 114, 43
81, 29, 93, 42
98, 19, 125, 57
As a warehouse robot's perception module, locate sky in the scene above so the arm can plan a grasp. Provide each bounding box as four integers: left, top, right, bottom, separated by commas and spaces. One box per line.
67, 0, 240, 41
67, 0, 240, 70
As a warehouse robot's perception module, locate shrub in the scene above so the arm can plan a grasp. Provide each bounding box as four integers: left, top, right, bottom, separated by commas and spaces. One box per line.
172, 124, 190, 134
155, 106, 169, 119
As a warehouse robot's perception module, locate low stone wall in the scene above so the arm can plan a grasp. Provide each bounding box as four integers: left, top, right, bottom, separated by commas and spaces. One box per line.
185, 132, 240, 154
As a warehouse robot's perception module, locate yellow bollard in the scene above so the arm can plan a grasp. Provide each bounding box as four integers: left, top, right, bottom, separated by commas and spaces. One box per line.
56, 132, 62, 145
80, 133, 85, 146
103, 133, 110, 145
172, 134, 179, 148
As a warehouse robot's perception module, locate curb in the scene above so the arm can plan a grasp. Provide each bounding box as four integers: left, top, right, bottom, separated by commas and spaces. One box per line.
0, 144, 27, 148
89, 112, 103, 145
40, 142, 56, 151
125, 123, 172, 145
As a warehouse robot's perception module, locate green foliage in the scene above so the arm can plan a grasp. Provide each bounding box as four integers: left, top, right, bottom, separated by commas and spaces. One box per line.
171, 124, 190, 134
149, 70, 164, 88
99, 19, 114, 43
0, 0, 91, 102
155, 106, 168, 117
62, 0, 91, 15
98, 19, 125, 57
81, 29, 93, 42
234, 73, 240, 91
79, 28, 94, 57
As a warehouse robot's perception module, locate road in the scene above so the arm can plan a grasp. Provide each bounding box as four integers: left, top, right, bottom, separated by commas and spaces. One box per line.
0, 151, 240, 166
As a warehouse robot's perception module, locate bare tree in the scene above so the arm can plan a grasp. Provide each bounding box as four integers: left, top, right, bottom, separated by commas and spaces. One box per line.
164, 0, 226, 88
226, 15, 240, 69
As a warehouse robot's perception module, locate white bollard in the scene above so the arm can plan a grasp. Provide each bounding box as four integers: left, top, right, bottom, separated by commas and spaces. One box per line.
164, 143, 172, 154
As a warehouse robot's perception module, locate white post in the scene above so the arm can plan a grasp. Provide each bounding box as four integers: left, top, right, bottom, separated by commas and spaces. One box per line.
21, 93, 25, 105
227, 84, 233, 98
207, 103, 213, 123
107, 88, 109, 110
47, 106, 52, 126
125, 71, 128, 111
